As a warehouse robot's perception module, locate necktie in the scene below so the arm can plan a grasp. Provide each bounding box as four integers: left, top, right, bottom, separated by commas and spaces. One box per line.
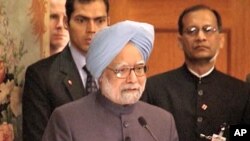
83, 66, 98, 95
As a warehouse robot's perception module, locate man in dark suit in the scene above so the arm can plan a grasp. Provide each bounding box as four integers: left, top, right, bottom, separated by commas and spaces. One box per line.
22, 0, 110, 141
141, 4, 250, 141
42, 20, 178, 141
246, 73, 250, 83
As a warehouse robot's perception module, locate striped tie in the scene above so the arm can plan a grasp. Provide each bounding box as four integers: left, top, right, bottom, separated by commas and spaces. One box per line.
83, 66, 98, 95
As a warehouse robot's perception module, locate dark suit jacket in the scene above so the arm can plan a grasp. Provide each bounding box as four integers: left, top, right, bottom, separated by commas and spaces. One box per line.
42, 92, 179, 141
23, 46, 87, 141
246, 73, 250, 83
141, 65, 250, 141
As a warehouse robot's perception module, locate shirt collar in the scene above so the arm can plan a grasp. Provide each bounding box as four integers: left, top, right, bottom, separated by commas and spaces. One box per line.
187, 66, 215, 79
69, 42, 86, 69
96, 91, 135, 116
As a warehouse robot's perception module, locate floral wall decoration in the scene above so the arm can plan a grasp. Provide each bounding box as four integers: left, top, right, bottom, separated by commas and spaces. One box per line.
0, 0, 49, 140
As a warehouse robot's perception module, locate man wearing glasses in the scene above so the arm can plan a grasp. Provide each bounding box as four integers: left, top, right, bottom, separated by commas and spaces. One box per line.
141, 4, 250, 141
42, 21, 179, 141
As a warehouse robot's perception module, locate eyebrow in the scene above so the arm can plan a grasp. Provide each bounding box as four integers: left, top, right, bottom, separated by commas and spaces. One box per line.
75, 15, 107, 21
112, 60, 145, 68
136, 60, 145, 64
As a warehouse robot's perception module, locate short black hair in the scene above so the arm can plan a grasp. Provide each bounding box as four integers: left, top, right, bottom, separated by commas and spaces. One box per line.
178, 4, 222, 35
65, 0, 109, 23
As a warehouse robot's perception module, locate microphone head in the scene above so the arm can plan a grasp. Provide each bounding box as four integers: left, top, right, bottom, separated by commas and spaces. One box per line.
124, 136, 131, 141
138, 116, 147, 127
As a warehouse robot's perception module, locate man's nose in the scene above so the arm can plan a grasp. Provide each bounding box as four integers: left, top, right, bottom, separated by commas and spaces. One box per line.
86, 20, 96, 33
126, 70, 138, 83
196, 30, 207, 41
56, 17, 65, 28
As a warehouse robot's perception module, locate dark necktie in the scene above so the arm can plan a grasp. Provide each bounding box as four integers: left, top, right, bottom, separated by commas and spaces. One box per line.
83, 66, 98, 95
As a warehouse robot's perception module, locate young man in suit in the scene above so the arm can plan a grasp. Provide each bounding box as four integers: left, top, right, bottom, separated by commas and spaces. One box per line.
22, 0, 110, 141
141, 4, 250, 141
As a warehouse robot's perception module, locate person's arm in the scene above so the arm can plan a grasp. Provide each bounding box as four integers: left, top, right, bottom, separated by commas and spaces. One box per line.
22, 66, 52, 141
42, 108, 72, 141
242, 83, 250, 124
246, 74, 250, 83
168, 114, 179, 141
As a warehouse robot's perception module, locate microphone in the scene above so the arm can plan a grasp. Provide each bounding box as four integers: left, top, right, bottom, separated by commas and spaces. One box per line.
138, 116, 159, 141
124, 136, 131, 141
200, 123, 227, 141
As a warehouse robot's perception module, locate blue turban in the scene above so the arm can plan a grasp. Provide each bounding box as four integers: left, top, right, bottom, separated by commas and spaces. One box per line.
86, 20, 154, 79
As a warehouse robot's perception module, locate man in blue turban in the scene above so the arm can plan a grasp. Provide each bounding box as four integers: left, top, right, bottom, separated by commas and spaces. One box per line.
42, 20, 179, 141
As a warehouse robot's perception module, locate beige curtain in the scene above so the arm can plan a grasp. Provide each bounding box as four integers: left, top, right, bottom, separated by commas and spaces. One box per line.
0, 0, 49, 140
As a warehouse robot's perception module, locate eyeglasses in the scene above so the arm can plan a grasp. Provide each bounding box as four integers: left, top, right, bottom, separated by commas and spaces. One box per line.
107, 65, 148, 79
184, 25, 218, 36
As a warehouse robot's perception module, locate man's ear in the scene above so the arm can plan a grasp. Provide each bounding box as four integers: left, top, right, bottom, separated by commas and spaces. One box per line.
219, 33, 225, 49
177, 35, 184, 50
98, 75, 103, 84
64, 16, 69, 30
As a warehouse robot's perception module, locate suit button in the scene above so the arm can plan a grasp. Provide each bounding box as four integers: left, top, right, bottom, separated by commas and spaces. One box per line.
201, 104, 208, 110
123, 121, 129, 128
197, 117, 203, 122
198, 90, 203, 96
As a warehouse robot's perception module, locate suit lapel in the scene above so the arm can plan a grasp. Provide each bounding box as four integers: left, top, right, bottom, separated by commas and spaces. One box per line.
59, 46, 87, 100
63, 75, 85, 100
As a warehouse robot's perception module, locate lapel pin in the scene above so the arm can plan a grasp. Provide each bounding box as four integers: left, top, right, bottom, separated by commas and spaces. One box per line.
68, 80, 73, 85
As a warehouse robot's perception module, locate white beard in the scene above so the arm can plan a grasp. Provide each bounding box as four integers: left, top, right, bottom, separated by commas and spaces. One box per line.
101, 76, 146, 105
